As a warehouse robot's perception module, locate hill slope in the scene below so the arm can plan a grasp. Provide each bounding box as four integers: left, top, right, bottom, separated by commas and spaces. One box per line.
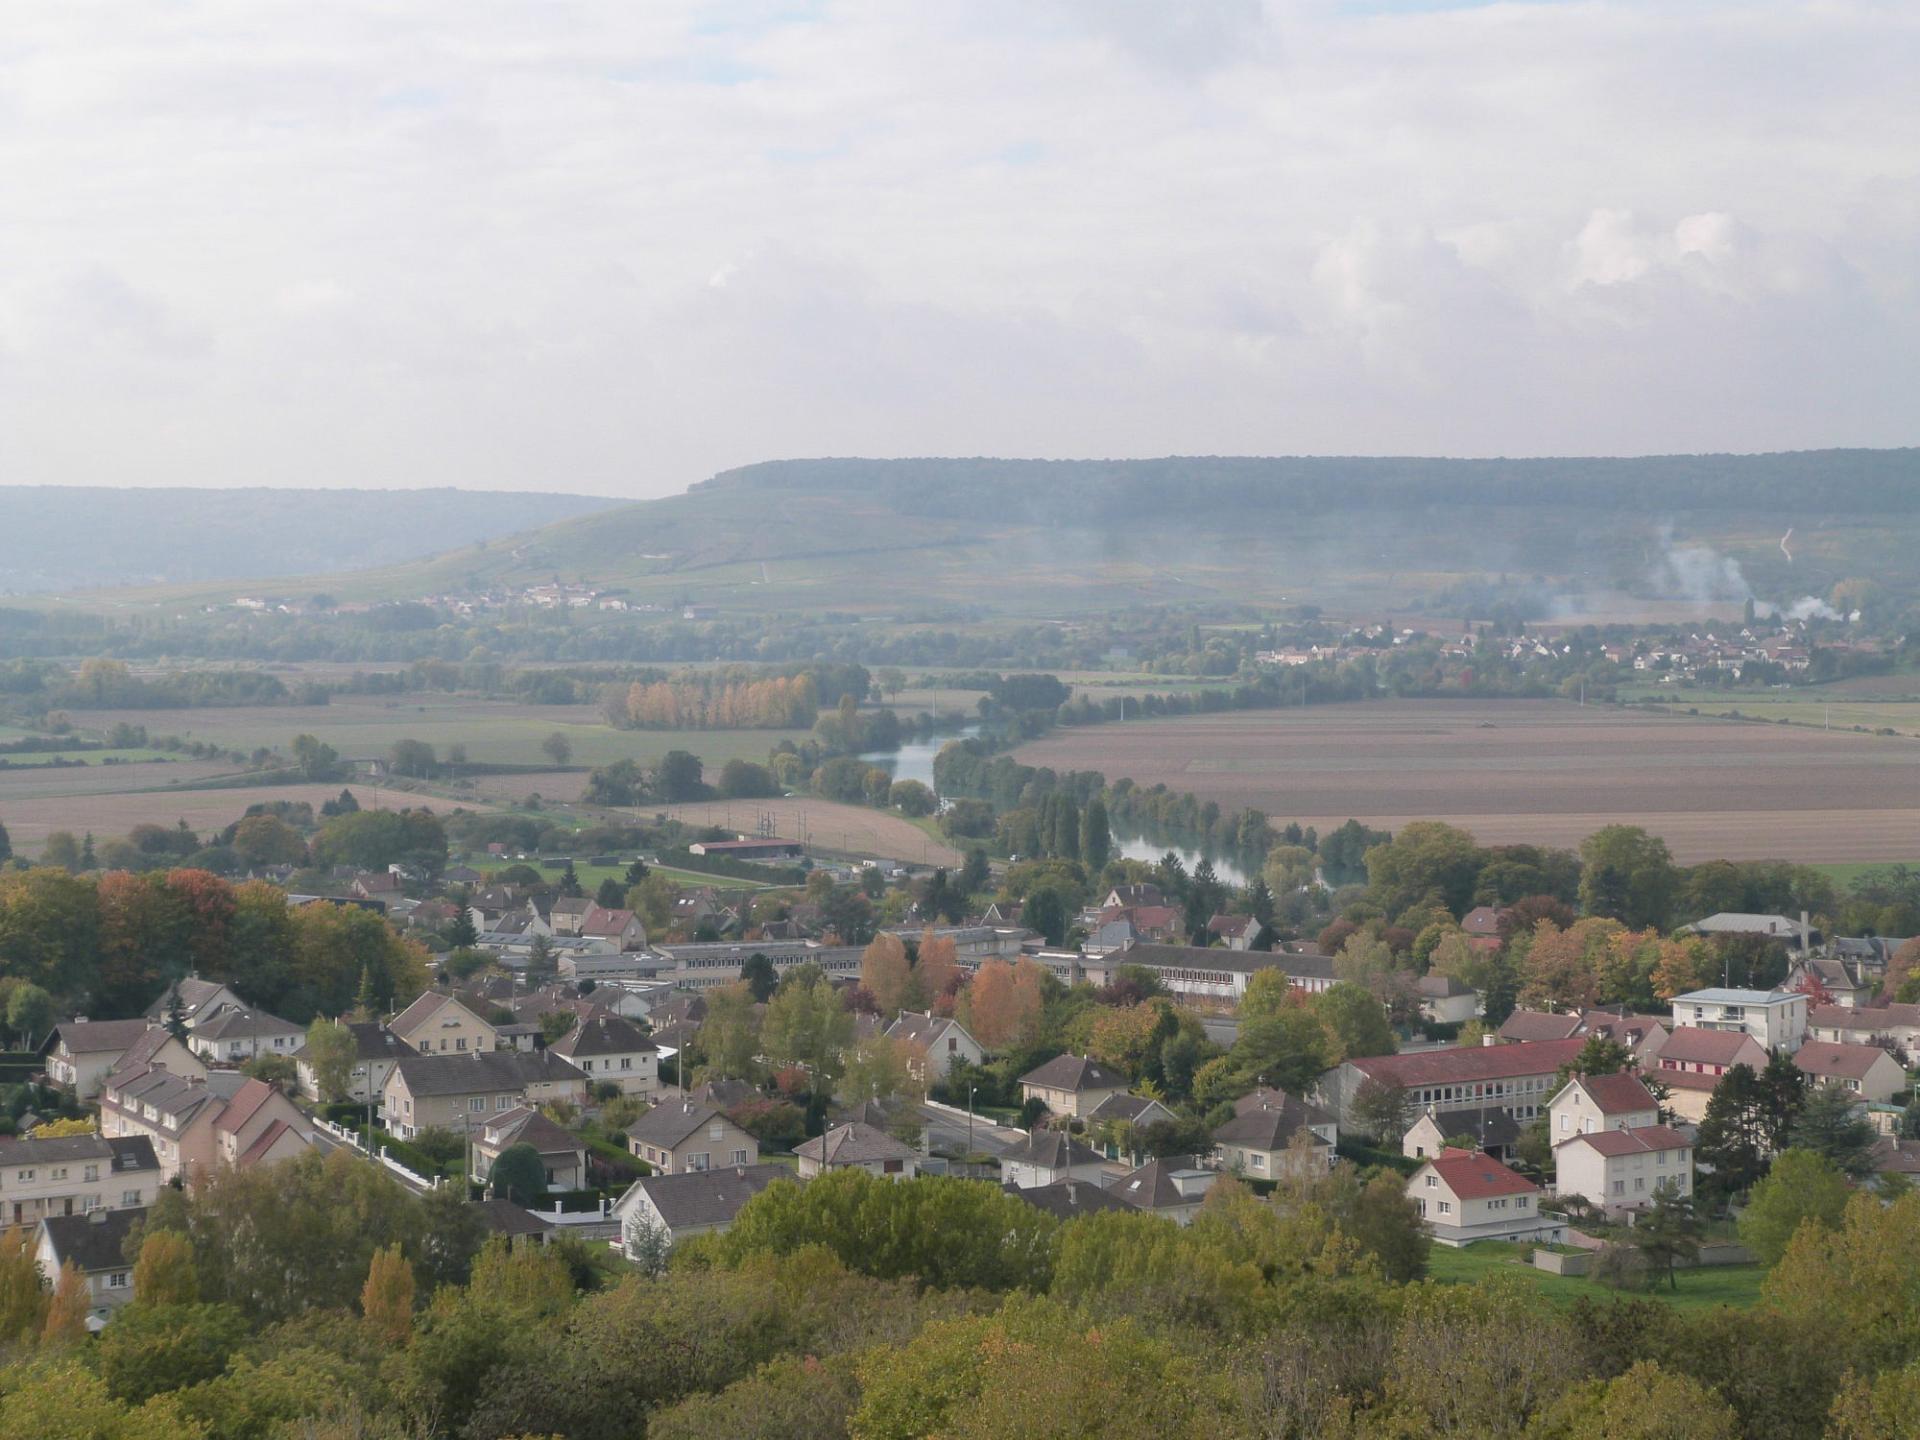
0, 486, 618, 593
61, 450, 1920, 619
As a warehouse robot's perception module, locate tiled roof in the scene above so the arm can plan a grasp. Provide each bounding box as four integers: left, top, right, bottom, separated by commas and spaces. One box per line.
0, 1133, 114, 1164
1812, 1003, 1920, 1032
1569, 1072, 1659, 1115
1427, 1147, 1538, 1200
1497, 1011, 1584, 1043
51, 1019, 151, 1055
1794, 1040, 1898, 1081
626, 1101, 731, 1149
1000, 1131, 1105, 1170
40, 1207, 145, 1274
389, 1050, 584, 1098
193, 1008, 301, 1041
1348, 1038, 1587, 1089
482, 1106, 583, 1156
1005, 1179, 1134, 1219
1212, 1088, 1335, 1150
622, 1164, 789, 1230
1560, 1125, 1689, 1157
550, 1011, 651, 1059
794, 1121, 913, 1165
1019, 1055, 1128, 1093
1658, 1028, 1763, 1065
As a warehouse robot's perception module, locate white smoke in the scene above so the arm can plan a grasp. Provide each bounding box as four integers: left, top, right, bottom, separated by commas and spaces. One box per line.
1648, 526, 1752, 604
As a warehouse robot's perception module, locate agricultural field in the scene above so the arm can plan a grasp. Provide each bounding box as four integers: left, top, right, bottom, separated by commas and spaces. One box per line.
1621, 688, 1920, 738
0, 783, 489, 855
1010, 699, 1920, 864
660, 798, 963, 867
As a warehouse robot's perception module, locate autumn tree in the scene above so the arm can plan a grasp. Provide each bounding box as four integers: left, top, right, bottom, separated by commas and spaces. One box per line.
131, 1229, 199, 1307
839, 1035, 920, 1105
360, 1243, 416, 1343
860, 933, 913, 1015
1738, 1148, 1851, 1266
41, 1260, 90, 1346
0, 1226, 48, 1343
700, 983, 763, 1082
304, 1017, 359, 1104
960, 958, 1045, 1053
914, 930, 959, 1009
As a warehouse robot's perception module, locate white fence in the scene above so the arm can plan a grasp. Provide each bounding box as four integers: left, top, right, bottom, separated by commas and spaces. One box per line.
312, 1116, 444, 1191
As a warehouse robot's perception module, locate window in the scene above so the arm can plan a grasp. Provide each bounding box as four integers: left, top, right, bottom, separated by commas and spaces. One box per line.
1437, 1201, 1452, 1215
107, 1271, 129, 1289
621, 1057, 632, 1070
1612, 1180, 1625, 1196
687, 1153, 710, 1171
470, 1098, 485, 1112
731, 1149, 748, 1166
83, 1165, 98, 1183
497, 1095, 511, 1110
883, 1158, 904, 1174
1425, 1175, 1437, 1188
708, 1123, 724, 1141
1516, 1196, 1529, 1209
50, 1167, 67, 1181
1558, 1114, 1568, 1132
15, 1171, 32, 1183
456, 1038, 467, 1052
121, 1190, 141, 1207
1635, 1176, 1645, 1192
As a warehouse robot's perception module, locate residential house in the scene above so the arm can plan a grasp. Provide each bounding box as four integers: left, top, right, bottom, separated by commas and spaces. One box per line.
1317, 1038, 1587, 1130
35, 1207, 145, 1326
1211, 1088, 1337, 1179
1460, 906, 1508, 952
1786, 957, 1873, 1009
1681, 913, 1813, 950
794, 1122, 917, 1180
99, 1069, 245, 1182
625, 1101, 758, 1175
1018, 1055, 1130, 1120
350, 871, 402, 905
1401, 1109, 1523, 1163
211, 1079, 316, 1169
1669, 988, 1808, 1053
1205, 914, 1265, 951
884, 1012, 984, 1083
581, 905, 648, 952
1809, 1002, 1920, 1055
1547, 1072, 1661, 1141
388, 992, 498, 1056
547, 1012, 659, 1096
187, 1008, 304, 1066
381, 1051, 588, 1138
1078, 943, 1309, 1006
1793, 1040, 1909, 1104
104, 1026, 206, 1090
44, 1020, 158, 1100
1406, 1148, 1560, 1247
548, 896, 595, 937
1005, 1178, 1136, 1221
614, 1164, 791, 1259
1651, 1027, 1769, 1123
471, 1106, 588, 1190
1495, 1011, 1585, 1044
1415, 974, 1480, 1026
1554, 1127, 1694, 1213
1000, 1131, 1109, 1190
1083, 1091, 1182, 1162
293, 1021, 416, 1104
0, 1135, 160, 1226
1108, 1159, 1216, 1225
142, 978, 246, 1032
1580, 1010, 1671, 1066
470, 1198, 555, 1247
1104, 883, 1165, 910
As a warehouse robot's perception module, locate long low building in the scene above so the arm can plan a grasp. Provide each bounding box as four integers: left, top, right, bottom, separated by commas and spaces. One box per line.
1075, 944, 1336, 1004
1316, 1038, 1589, 1130
650, 941, 866, 990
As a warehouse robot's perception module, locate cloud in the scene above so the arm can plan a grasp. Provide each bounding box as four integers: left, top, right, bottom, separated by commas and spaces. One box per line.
0, 1, 1915, 493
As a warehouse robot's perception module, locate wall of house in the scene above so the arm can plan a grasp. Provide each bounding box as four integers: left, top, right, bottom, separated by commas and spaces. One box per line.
1556, 1144, 1691, 1208
399, 1006, 497, 1056
1550, 1088, 1657, 1141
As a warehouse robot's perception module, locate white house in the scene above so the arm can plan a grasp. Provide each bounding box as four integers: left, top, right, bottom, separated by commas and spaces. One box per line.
999, 1130, 1109, 1190
1211, 1088, 1337, 1179
1809, 1003, 1920, 1054
1547, 1072, 1661, 1141
186, 1008, 304, 1066
613, 1164, 790, 1260
1553, 1127, 1693, 1214
1669, 988, 1808, 1053
884, 1012, 984, 1083
547, 1012, 659, 1097
35, 1207, 146, 1327
1406, 1148, 1561, 1247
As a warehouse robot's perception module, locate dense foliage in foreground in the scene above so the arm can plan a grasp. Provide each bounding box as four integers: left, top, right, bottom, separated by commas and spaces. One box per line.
3, 1149, 1919, 1438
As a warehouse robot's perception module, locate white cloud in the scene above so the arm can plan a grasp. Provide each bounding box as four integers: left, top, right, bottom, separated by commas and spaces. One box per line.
0, 0, 1914, 494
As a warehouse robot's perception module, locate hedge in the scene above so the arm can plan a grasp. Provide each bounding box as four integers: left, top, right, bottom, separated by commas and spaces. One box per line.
1335, 1136, 1422, 1176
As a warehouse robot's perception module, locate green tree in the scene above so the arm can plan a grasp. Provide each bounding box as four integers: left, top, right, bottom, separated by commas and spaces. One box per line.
41, 830, 81, 871
739, 951, 779, 1003
1738, 1147, 1851, 1266
760, 965, 855, 1089
1790, 1082, 1880, 1178
388, 737, 437, 777
130, 1230, 199, 1307
1311, 980, 1397, 1062
1535, 1360, 1739, 1440
1629, 1185, 1703, 1290
653, 750, 706, 802
542, 731, 573, 767
1080, 796, 1111, 872
488, 1143, 549, 1205
1020, 881, 1073, 947
290, 733, 340, 780
959, 847, 991, 897
1695, 1064, 1771, 1198
445, 906, 479, 949
96, 1301, 250, 1403
1579, 825, 1678, 930
360, 1243, 416, 1344
1351, 1076, 1413, 1142
1229, 1009, 1331, 1093
4, 981, 54, 1048
701, 982, 764, 1081
1365, 820, 1484, 916
303, 1017, 359, 1105
0, 1226, 48, 1343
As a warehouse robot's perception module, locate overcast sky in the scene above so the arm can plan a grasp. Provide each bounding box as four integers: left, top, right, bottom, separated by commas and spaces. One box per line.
1, 1, 1914, 497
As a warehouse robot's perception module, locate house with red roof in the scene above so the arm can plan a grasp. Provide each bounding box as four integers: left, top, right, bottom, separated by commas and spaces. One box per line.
1317, 1038, 1587, 1131
1460, 906, 1508, 953
1547, 1072, 1661, 1142
1554, 1126, 1693, 1213
1650, 1026, 1769, 1122
1405, 1148, 1560, 1247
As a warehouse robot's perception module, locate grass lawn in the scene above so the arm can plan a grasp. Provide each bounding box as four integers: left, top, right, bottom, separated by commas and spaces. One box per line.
1810, 860, 1920, 886
0, 748, 177, 766
1426, 1241, 1764, 1312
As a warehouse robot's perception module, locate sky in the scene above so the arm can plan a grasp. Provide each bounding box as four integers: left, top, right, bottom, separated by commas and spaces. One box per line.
0, 0, 1914, 497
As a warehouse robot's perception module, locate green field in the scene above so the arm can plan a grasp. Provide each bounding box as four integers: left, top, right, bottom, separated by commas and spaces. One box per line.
1809, 861, 1920, 887
1426, 1241, 1763, 1311
0, 748, 176, 766
1623, 689, 1920, 738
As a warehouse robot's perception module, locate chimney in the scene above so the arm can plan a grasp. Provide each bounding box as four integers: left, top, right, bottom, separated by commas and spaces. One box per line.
1801, 911, 1812, 955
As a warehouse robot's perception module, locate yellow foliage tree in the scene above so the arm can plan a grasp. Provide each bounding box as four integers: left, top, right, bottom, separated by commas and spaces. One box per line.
131, 1229, 199, 1307
27, 1116, 97, 1138
360, 1242, 416, 1344
860, 933, 912, 1015
41, 1258, 90, 1346
0, 1226, 49, 1344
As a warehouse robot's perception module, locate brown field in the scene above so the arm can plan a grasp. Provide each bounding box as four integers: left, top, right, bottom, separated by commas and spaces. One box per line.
0, 784, 491, 856
0, 758, 242, 800
662, 799, 960, 867
1012, 700, 1920, 864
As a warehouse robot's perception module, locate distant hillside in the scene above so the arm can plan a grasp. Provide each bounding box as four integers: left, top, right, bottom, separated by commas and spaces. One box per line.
61, 450, 1920, 619
0, 486, 618, 593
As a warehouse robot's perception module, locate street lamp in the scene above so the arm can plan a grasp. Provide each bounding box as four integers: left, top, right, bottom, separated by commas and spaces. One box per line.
967, 1084, 976, 1162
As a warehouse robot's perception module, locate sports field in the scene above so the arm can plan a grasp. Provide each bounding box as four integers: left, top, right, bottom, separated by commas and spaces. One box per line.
660, 798, 962, 867
1011, 699, 1920, 864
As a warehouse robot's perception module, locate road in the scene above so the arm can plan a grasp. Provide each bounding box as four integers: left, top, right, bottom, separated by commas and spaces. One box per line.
917, 1102, 1028, 1158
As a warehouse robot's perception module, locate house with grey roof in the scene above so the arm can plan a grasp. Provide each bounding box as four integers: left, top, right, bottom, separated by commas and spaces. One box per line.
471, 1106, 588, 1191
187, 1007, 305, 1066
1107, 1158, 1216, 1225
794, 1122, 917, 1180
142, 977, 247, 1032
884, 1011, 984, 1080
0, 1134, 160, 1227
999, 1130, 1108, 1190
548, 1011, 659, 1096
1005, 1178, 1135, 1221
36, 1206, 146, 1326
293, 1021, 416, 1104
614, 1163, 791, 1259
1211, 1088, 1338, 1179
381, 1050, 587, 1138
1018, 1055, 1130, 1120
44, 1020, 156, 1100
624, 1100, 758, 1176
